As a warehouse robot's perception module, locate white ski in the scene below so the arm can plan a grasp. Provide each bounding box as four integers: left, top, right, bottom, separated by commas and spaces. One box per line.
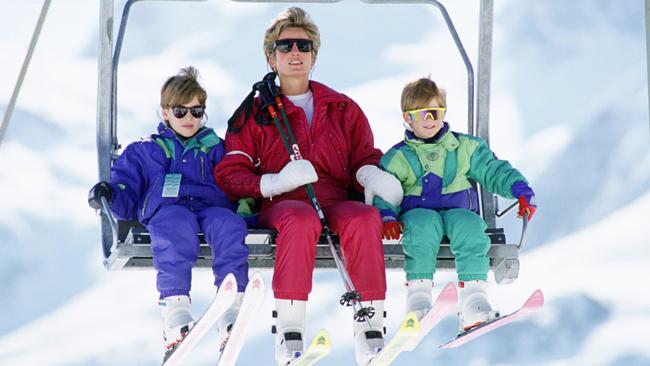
162, 273, 237, 366
368, 312, 420, 366
288, 329, 332, 366
403, 281, 457, 351
218, 271, 266, 366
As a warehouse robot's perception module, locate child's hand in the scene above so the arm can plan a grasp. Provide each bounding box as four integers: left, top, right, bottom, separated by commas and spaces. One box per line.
382, 220, 402, 240
517, 195, 537, 221
512, 181, 536, 221
88, 181, 112, 210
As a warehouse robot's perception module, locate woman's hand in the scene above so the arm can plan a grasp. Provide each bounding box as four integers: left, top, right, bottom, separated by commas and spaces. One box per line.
260, 160, 318, 198
356, 165, 403, 207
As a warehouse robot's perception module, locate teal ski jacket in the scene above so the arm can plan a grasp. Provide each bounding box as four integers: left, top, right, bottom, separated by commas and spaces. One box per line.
376, 123, 529, 219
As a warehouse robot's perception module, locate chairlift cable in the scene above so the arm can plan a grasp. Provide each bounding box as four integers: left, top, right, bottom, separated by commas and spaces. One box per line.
0, 0, 51, 148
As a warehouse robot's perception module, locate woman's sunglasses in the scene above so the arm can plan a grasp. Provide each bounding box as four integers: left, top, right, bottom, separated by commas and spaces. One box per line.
171, 105, 205, 119
274, 38, 314, 53
405, 107, 446, 122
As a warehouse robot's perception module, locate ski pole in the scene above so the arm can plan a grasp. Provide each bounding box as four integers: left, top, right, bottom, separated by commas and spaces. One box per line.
254, 73, 375, 324
272, 96, 362, 294
270, 102, 374, 324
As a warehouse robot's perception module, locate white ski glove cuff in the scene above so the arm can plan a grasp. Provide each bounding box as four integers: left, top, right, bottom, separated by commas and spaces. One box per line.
260, 159, 318, 198
356, 164, 403, 207
260, 174, 282, 198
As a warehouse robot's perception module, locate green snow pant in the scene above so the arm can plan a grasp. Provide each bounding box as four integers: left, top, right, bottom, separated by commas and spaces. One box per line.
401, 208, 489, 282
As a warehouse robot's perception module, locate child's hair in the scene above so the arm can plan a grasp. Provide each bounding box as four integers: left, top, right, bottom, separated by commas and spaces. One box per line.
263, 7, 321, 61
401, 77, 447, 112
160, 66, 207, 108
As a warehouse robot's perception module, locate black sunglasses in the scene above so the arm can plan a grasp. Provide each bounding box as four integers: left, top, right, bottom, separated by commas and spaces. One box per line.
171, 105, 205, 119
274, 38, 314, 53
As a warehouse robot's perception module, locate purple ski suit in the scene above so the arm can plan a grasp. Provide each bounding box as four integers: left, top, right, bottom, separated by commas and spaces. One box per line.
107, 122, 249, 296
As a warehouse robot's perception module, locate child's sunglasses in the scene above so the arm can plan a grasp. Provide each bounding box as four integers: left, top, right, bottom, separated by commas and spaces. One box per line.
274, 38, 314, 53
171, 105, 205, 119
405, 107, 446, 122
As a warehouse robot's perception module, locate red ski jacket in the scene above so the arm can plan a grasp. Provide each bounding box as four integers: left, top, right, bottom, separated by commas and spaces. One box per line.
214, 81, 382, 210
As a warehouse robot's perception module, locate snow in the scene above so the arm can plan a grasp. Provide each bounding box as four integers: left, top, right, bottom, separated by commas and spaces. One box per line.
1, 0, 649, 365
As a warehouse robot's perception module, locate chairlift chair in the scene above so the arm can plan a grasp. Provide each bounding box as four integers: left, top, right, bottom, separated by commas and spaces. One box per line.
95, 0, 526, 284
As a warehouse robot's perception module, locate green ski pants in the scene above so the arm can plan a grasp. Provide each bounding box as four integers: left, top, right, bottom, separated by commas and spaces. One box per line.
401, 208, 489, 282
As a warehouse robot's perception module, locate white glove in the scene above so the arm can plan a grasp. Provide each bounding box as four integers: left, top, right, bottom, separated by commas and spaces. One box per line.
356, 165, 403, 207
260, 159, 318, 198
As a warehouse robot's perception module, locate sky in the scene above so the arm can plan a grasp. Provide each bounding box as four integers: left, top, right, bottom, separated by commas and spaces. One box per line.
1, 0, 649, 365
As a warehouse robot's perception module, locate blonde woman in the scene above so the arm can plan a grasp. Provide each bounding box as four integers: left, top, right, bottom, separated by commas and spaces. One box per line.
214, 7, 403, 366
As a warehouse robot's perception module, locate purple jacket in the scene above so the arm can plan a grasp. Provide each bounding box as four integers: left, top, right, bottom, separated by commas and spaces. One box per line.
108, 122, 233, 225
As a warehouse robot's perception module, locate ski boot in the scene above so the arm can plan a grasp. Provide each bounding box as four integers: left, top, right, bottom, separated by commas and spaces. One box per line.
457, 280, 499, 331
159, 295, 194, 359
273, 299, 306, 366
353, 300, 385, 366
406, 279, 433, 321
217, 292, 244, 352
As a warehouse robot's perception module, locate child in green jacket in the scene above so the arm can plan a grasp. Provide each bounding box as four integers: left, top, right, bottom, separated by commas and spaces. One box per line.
376, 77, 537, 331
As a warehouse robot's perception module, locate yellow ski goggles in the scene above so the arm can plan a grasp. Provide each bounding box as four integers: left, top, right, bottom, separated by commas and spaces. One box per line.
405, 107, 446, 122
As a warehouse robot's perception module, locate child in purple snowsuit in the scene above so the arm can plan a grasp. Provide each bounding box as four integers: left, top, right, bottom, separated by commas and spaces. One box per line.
88, 67, 249, 354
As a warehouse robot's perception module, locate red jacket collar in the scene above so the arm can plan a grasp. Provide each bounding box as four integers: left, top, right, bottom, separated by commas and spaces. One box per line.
278, 80, 347, 114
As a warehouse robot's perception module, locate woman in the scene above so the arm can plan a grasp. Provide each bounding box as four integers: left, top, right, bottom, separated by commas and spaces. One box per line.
213, 7, 402, 365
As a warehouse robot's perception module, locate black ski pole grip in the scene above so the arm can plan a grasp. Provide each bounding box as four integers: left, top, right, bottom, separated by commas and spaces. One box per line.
253, 72, 280, 110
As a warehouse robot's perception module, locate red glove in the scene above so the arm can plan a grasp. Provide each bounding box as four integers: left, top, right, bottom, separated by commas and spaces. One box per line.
517, 195, 537, 222
382, 220, 402, 240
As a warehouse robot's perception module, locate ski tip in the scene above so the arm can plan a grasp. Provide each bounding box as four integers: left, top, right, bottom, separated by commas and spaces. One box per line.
311, 329, 331, 350
223, 272, 236, 284
526, 289, 544, 307
401, 312, 421, 333
438, 282, 459, 302
219, 273, 238, 294
247, 271, 266, 291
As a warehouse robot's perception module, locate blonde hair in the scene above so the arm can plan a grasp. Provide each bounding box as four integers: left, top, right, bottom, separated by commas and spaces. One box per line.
160, 66, 207, 108
263, 7, 321, 61
401, 77, 447, 112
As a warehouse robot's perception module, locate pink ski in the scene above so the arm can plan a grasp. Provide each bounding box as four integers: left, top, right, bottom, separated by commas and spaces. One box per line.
440, 289, 544, 349
403, 282, 458, 351
162, 274, 237, 366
